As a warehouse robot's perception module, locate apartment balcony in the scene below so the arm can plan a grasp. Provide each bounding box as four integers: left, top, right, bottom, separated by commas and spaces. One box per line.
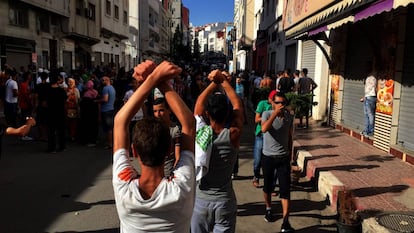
238, 35, 252, 51
100, 27, 129, 40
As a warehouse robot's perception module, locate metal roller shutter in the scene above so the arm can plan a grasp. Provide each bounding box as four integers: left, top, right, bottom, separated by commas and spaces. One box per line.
398, 86, 414, 151
301, 41, 316, 79
397, 7, 414, 151
342, 22, 374, 132
5, 52, 31, 70
342, 79, 365, 131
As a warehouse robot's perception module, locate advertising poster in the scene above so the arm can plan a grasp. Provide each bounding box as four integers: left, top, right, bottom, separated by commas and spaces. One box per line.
376, 79, 394, 115
331, 75, 340, 103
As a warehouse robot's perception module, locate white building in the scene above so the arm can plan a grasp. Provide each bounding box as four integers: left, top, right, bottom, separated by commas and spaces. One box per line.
91, 0, 129, 71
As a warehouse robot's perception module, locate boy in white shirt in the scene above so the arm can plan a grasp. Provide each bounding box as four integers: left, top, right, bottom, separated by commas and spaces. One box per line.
112, 60, 195, 232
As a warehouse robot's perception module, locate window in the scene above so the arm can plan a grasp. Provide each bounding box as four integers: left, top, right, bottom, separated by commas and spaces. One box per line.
76, 0, 83, 16
106, 0, 111, 16
149, 13, 154, 26
9, 7, 28, 27
114, 5, 119, 20
38, 14, 50, 32
88, 3, 96, 20
123, 11, 127, 24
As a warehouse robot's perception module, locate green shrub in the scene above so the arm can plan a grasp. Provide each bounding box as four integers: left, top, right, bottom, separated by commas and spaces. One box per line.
285, 92, 318, 117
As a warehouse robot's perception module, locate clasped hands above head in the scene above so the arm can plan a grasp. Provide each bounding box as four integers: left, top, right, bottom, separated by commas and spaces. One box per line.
208, 69, 231, 84
132, 60, 182, 84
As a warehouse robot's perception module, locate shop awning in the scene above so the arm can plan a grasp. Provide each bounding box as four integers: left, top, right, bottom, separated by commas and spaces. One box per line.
394, 0, 414, 7
284, 0, 373, 39
354, 0, 393, 21
284, 0, 414, 39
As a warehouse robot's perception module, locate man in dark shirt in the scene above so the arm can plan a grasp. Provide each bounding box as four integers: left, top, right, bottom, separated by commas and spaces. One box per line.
297, 68, 318, 128
45, 72, 68, 153
278, 69, 295, 94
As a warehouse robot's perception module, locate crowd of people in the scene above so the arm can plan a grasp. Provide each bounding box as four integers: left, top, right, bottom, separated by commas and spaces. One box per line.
1, 61, 320, 232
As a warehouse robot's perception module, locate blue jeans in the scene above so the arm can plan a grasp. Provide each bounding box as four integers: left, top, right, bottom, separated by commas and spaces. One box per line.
253, 134, 263, 179
191, 197, 237, 233
364, 96, 376, 135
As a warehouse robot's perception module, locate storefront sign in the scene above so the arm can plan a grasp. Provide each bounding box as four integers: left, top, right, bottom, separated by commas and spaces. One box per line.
283, 0, 335, 29
376, 79, 394, 115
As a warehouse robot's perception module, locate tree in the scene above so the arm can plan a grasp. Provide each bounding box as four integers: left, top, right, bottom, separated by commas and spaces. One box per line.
192, 37, 201, 62
170, 25, 191, 64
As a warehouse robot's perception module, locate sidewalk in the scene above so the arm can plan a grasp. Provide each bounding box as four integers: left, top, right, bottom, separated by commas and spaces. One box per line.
293, 120, 414, 232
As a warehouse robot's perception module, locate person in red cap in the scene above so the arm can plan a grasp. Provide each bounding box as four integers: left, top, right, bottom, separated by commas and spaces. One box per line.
252, 89, 276, 188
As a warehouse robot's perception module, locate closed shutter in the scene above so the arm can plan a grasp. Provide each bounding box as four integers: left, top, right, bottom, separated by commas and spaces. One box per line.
63, 51, 72, 73
342, 22, 374, 131
301, 41, 316, 79
342, 79, 365, 131
398, 87, 414, 151
397, 7, 414, 151
5, 52, 31, 70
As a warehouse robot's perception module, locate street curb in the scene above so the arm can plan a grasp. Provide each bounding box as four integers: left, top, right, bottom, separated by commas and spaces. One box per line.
295, 144, 345, 211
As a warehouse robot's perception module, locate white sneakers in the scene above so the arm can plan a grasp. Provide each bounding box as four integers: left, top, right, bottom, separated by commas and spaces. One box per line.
21, 136, 33, 141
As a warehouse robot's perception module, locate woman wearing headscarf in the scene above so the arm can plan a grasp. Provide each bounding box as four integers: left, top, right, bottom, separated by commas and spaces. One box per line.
79, 80, 99, 146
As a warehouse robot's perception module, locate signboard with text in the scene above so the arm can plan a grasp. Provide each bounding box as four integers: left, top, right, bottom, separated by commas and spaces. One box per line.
283, 0, 335, 29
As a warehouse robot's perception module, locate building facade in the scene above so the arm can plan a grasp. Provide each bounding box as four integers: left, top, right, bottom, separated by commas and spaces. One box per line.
283, 0, 414, 163
233, 0, 254, 72
1, 0, 188, 74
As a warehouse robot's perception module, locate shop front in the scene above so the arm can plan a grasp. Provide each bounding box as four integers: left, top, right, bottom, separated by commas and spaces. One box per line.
253, 30, 268, 75
283, 0, 414, 164
0, 36, 35, 70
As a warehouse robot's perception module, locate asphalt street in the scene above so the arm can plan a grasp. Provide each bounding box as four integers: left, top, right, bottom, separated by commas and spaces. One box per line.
0, 106, 338, 233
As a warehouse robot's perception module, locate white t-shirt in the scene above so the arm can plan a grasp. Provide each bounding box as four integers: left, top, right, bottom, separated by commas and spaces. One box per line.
36, 76, 50, 84
112, 148, 195, 233
364, 75, 377, 97
5, 78, 18, 103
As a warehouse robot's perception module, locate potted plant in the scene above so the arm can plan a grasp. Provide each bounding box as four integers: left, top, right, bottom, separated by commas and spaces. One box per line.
336, 190, 362, 233
285, 93, 318, 119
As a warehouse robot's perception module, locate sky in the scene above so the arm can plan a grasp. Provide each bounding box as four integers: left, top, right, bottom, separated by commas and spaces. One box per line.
182, 0, 234, 27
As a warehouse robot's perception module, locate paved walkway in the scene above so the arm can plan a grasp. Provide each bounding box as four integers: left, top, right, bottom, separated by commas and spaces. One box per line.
293, 120, 414, 232
294, 123, 414, 212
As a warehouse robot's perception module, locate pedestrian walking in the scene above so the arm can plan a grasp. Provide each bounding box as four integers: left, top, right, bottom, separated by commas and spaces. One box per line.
191, 69, 244, 233
261, 92, 295, 232
252, 89, 275, 188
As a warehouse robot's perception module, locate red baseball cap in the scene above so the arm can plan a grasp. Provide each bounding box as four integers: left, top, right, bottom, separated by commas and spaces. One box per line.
269, 90, 278, 100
